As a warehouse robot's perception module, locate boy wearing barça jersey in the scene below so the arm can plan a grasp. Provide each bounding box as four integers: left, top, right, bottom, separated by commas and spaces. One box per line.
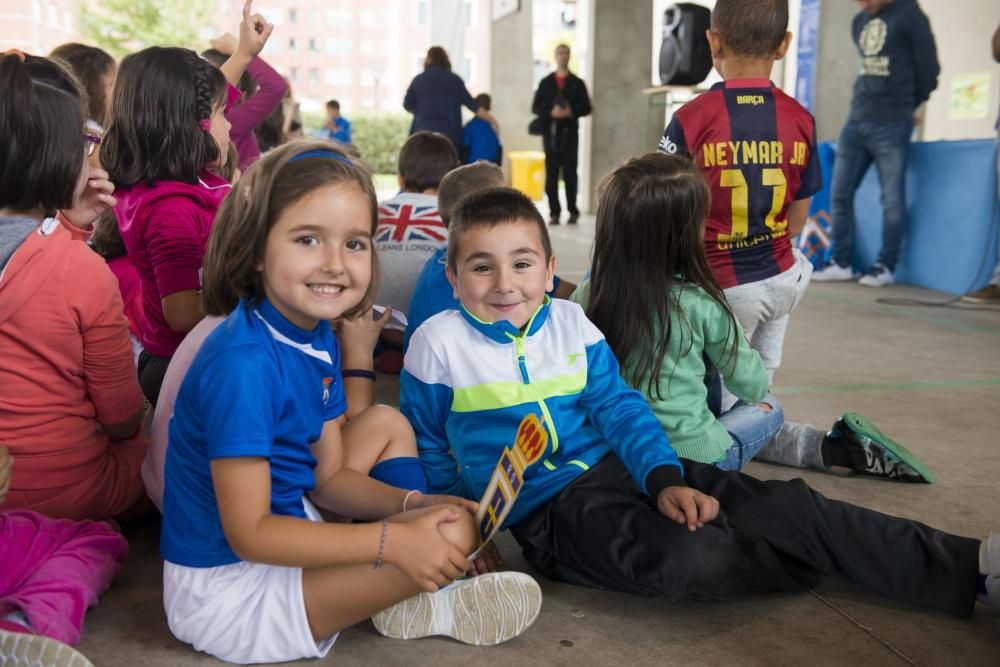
659, 0, 820, 410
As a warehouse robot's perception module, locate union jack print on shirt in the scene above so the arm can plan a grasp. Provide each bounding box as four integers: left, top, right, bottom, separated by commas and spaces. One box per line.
376, 203, 446, 243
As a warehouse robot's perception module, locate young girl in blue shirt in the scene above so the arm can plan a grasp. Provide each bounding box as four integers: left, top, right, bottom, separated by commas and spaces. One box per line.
160, 141, 540, 664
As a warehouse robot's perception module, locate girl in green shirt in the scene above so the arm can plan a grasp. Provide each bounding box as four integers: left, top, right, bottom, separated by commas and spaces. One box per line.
573, 152, 931, 482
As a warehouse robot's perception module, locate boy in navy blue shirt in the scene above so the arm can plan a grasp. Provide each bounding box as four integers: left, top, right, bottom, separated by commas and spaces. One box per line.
462, 94, 501, 165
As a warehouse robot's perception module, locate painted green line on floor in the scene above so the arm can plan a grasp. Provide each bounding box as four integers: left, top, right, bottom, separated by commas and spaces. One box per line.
810, 290, 1000, 337
774, 377, 1000, 395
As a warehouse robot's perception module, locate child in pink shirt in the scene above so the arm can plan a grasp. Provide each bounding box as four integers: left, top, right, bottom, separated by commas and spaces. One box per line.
102, 4, 275, 404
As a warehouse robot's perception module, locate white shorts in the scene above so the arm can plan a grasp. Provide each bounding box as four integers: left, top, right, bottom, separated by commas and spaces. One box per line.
163, 500, 337, 664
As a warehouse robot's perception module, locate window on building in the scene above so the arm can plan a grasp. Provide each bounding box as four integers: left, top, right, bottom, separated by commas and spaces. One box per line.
309, 38, 320, 53
290, 66, 299, 82
308, 68, 319, 85
462, 57, 473, 82
288, 8, 298, 22
360, 11, 376, 27
416, 1, 428, 25
325, 68, 353, 86
462, 0, 472, 27
308, 7, 319, 24
289, 37, 298, 51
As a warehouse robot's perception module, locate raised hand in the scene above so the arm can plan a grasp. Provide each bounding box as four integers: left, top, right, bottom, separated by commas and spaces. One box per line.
237, 0, 275, 59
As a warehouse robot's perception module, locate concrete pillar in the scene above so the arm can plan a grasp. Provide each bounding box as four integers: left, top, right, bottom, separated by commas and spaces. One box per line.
811, 2, 862, 142
490, 0, 536, 183
585, 0, 659, 210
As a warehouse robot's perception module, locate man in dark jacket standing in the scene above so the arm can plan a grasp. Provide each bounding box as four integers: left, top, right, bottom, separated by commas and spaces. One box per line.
813, 0, 939, 287
532, 44, 592, 225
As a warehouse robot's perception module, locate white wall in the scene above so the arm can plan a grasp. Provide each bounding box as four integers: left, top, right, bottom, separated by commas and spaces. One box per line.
919, 0, 999, 141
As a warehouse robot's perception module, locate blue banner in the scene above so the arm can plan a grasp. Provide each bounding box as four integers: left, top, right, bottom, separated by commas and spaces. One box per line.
795, 0, 821, 110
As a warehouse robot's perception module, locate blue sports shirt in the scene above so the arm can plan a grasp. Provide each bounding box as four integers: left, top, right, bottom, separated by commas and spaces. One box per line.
160, 297, 347, 567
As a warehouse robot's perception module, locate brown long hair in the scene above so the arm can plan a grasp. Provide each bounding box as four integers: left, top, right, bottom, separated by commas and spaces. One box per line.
586, 153, 737, 401
424, 46, 451, 71
201, 140, 380, 318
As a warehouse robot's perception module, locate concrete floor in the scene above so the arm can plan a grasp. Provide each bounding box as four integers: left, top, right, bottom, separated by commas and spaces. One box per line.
76, 215, 1000, 666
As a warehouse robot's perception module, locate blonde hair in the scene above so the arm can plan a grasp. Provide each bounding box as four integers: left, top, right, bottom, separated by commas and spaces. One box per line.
201, 140, 380, 317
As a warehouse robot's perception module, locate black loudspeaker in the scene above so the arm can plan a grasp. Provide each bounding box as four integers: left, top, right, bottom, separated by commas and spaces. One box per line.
659, 3, 713, 86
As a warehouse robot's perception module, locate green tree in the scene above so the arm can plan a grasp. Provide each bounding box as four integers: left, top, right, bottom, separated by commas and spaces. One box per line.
78, 0, 216, 58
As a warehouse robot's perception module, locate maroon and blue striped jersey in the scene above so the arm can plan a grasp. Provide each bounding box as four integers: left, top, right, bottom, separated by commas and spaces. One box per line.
659, 79, 822, 288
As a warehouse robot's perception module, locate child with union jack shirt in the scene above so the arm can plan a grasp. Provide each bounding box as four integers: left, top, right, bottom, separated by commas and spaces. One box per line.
659, 0, 820, 412
374, 132, 459, 371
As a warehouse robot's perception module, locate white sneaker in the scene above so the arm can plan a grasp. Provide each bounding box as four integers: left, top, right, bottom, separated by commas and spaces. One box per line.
0, 629, 94, 667
811, 262, 856, 282
858, 263, 894, 287
372, 572, 542, 646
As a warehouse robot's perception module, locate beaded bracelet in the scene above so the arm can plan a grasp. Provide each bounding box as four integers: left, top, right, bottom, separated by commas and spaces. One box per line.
342, 368, 376, 381
402, 489, 420, 513
373, 520, 388, 569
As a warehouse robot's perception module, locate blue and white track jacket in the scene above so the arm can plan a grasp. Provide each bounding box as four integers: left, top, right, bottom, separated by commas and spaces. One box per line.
401, 298, 685, 527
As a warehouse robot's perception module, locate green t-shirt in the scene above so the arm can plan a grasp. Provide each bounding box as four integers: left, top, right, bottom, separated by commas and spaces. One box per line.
571, 279, 769, 464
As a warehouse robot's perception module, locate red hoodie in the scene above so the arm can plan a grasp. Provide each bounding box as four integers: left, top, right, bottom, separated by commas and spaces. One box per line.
114, 172, 231, 358
0, 218, 143, 495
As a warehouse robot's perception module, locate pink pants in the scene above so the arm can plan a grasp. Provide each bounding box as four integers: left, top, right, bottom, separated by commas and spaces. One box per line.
0, 510, 127, 645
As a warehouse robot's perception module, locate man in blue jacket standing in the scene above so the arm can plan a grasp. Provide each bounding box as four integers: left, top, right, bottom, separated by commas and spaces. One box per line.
813, 0, 939, 287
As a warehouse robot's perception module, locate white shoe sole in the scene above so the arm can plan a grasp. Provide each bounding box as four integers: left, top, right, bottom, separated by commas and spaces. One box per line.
811, 269, 856, 282
858, 276, 894, 287
0, 630, 94, 667
372, 572, 542, 646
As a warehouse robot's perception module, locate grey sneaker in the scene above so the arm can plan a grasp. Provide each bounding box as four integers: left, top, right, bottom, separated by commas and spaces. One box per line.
858, 263, 894, 287
828, 412, 933, 483
372, 572, 542, 646
0, 629, 94, 667
811, 262, 856, 282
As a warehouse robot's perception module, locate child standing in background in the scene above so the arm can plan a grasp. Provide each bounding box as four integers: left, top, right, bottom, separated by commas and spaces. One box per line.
160, 142, 540, 664
659, 0, 818, 412
102, 4, 272, 405
462, 94, 501, 165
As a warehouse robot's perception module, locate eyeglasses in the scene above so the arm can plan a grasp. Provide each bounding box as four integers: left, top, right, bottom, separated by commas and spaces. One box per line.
84, 133, 101, 156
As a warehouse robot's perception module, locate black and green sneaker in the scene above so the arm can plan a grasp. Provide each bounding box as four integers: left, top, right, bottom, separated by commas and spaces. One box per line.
827, 412, 934, 483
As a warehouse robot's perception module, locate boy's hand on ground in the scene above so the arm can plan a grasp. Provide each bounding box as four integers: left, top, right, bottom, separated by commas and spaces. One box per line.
0, 444, 11, 504
386, 508, 470, 591
468, 541, 503, 576
407, 492, 478, 516
657, 486, 719, 532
